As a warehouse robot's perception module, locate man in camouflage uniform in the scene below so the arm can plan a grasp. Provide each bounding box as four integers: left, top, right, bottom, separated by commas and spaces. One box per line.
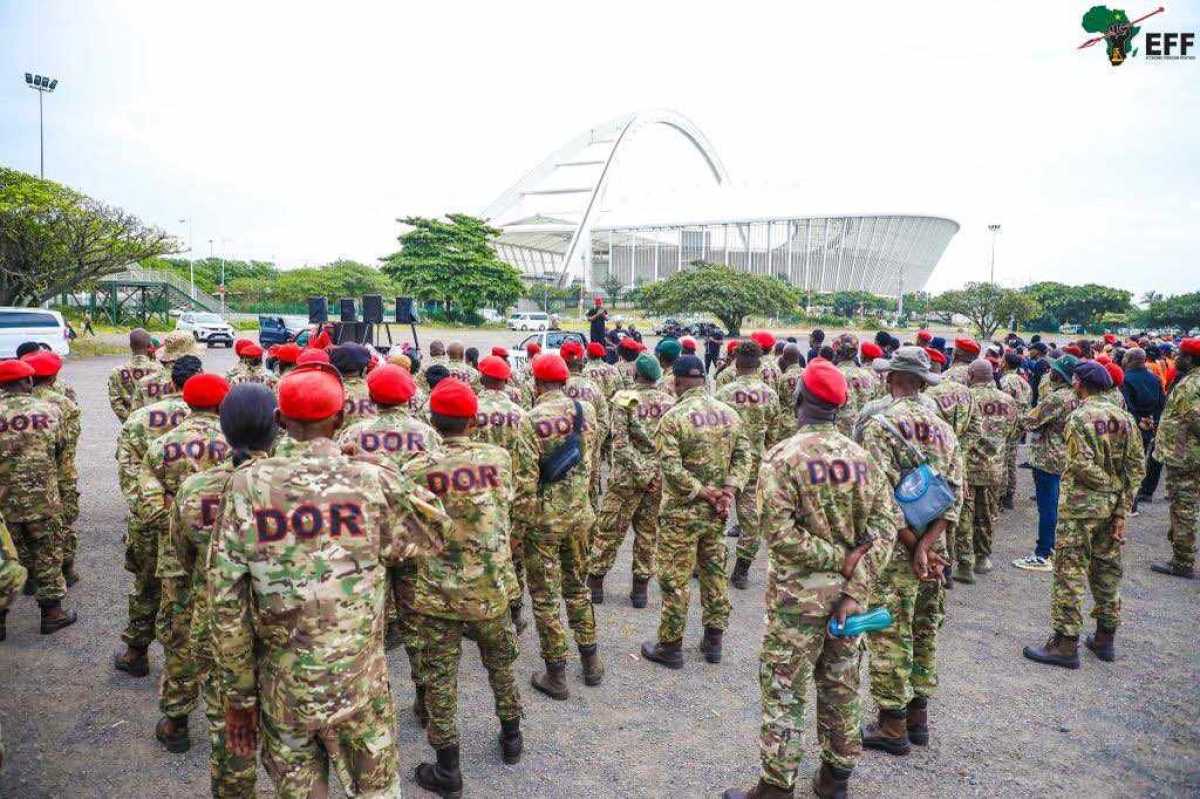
422, 339, 452, 389
208, 362, 450, 798
442, 341, 481, 392
108, 328, 161, 422
859, 347, 961, 755
654, 337, 682, 394
562, 340, 608, 514
0, 360, 76, 634
114, 355, 201, 677
941, 337, 980, 385
643, 354, 751, 669
615, 336, 644, 388
924, 350, 981, 576
517, 354, 604, 699
1024, 361, 1144, 668
721, 342, 782, 589
0, 514, 28, 641
588, 354, 675, 608
1150, 338, 1200, 579
831, 335, 880, 438
716, 331, 781, 391
773, 343, 805, 442
403, 378, 524, 797
584, 341, 621, 399
724, 360, 899, 799
132, 331, 199, 411
226, 339, 278, 390
330, 343, 377, 426
999, 352, 1032, 509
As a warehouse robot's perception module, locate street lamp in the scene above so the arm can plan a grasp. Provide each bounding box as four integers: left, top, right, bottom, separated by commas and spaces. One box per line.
178, 218, 194, 299
24, 72, 59, 178
987, 224, 1002, 284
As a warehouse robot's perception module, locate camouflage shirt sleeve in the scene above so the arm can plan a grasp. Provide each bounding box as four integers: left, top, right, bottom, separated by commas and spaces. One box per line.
108, 370, 129, 422
509, 417, 541, 534
845, 467, 900, 604
656, 414, 704, 501
157, 497, 188, 579
726, 417, 753, 493
377, 466, 450, 564
207, 479, 257, 710
756, 455, 843, 574
136, 444, 170, 527
1063, 415, 1113, 493
1118, 415, 1147, 515
1022, 390, 1061, 432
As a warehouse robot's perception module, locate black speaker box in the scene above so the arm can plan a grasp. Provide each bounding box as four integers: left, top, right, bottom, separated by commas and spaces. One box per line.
307, 296, 328, 323
362, 294, 384, 324
396, 297, 417, 324
339, 299, 356, 322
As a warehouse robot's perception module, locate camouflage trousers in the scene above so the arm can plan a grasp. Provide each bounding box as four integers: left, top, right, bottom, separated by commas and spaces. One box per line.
122, 518, 162, 649
867, 554, 945, 709
524, 523, 597, 662
261, 692, 399, 799
956, 484, 1000, 569
0, 558, 27, 612
735, 457, 765, 562
200, 667, 258, 798
389, 561, 423, 688
418, 613, 522, 749
157, 575, 202, 718
1051, 517, 1122, 637
757, 617, 861, 790
509, 525, 526, 603
1002, 440, 1019, 504
61, 485, 79, 574
656, 508, 731, 643
1165, 468, 1199, 570
589, 479, 661, 580
10, 517, 65, 604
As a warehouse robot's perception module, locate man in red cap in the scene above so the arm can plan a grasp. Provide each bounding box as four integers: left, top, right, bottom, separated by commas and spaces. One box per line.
916, 330, 933, 346
998, 352, 1033, 509
297, 348, 330, 366
518, 353, 604, 699
583, 340, 621, 399
587, 295, 608, 344
227, 340, 278, 390
403, 378, 526, 796
562, 340, 609, 513
0, 358, 78, 636
272, 342, 302, 375
831, 334, 882, 438
943, 337, 981, 385
1150, 338, 1200, 579
208, 362, 450, 798
616, 335, 644, 387
108, 327, 163, 422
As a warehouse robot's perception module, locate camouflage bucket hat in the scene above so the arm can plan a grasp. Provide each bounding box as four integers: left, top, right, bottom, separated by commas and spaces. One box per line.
874, 345, 940, 385
157, 330, 204, 363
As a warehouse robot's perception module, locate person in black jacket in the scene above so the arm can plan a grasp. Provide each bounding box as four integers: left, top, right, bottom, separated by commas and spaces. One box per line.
1121, 347, 1166, 512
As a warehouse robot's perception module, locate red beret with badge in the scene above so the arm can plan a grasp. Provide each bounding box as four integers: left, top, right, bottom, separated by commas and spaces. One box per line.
802, 359, 848, 407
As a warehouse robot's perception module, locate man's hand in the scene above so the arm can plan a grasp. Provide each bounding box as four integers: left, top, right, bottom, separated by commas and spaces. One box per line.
225, 706, 258, 758
841, 542, 872, 579
1112, 515, 1127, 544
911, 538, 950, 581
831, 595, 864, 630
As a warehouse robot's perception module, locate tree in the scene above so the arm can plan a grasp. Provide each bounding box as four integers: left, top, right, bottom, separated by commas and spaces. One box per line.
382, 214, 524, 315
639, 262, 801, 335
1021, 281, 1132, 329
227, 259, 399, 307
522, 280, 581, 313
598, 271, 623, 308
0, 167, 175, 305
1143, 292, 1200, 332
933, 282, 1042, 340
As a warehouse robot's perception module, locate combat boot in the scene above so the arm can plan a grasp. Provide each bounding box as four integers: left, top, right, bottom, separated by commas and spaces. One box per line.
812, 762, 851, 799
114, 645, 150, 677
499, 718, 523, 764
906, 696, 929, 746
509, 601, 528, 635
155, 715, 190, 753
413, 686, 429, 728
1022, 632, 1080, 669
587, 574, 605, 604
629, 576, 649, 608
414, 744, 463, 799
63, 561, 80, 587
384, 619, 403, 651
699, 626, 723, 664
641, 639, 684, 670
952, 564, 975, 584
1084, 625, 1116, 662
1001, 494, 1015, 510
721, 777, 794, 798
531, 660, 569, 700
974, 556, 993, 574
0, 610, 7, 642
38, 601, 78, 635
726, 524, 742, 538
1150, 562, 1195, 579
731, 557, 751, 590
22, 577, 36, 596
862, 707, 911, 755
579, 643, 605, 686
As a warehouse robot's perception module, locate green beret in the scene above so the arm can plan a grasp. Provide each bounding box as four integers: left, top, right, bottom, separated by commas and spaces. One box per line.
635, 354, 662, 382
654, 338, 681, 360
1050, 354, 1079, 383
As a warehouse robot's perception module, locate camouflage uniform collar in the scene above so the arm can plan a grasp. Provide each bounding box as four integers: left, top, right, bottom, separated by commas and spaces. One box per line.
535, 388, 565, 405
375, 404, 405, 416
287, 437, 341, 457
480, 387, 509, 398
797, 419, 838, 432
678, 386, 706, 402
442, 435, 474, 450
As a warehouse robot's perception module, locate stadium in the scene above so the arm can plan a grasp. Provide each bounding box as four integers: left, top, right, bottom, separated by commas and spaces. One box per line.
484, 109, 959, 297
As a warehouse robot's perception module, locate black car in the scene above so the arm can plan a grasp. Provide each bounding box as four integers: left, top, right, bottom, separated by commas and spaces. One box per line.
258, 315, 298, 347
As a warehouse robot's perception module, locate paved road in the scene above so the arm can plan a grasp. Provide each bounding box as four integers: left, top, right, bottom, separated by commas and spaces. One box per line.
2, 344, 1198, 798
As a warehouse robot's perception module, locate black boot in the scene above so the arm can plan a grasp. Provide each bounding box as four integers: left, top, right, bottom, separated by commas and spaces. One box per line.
114, 645, 149, 677
39, 600, 78, 635
629, 576, 649, 608
0, 609, 7, 642
1085, 625, 1116, 662
906, 696, 929, 746
1023, 632, 1081, 669
699, 626, 723, 664
63, 561, 80, 587
640, 639, 683, 670
415, 744, 463, 799
812, 762, 851, 799
531, 660, 569, 700
155, 715, 190, 753
862, 707, 911, 755
22, 577, 36, 596
587, 574, 604, 604
726, 524, 742, 538
413, 685, 429, 728
579, 643, 604, 686
1150, 561, 1195, 579
500, 718, 523, 765
731, 557, 751, 590
721, 777, 794, 798
510, 601, 528, 635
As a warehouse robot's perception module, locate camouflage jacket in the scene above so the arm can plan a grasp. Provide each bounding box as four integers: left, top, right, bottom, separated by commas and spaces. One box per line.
403, 438, 519, 621
852, 393, 939, 444
757, 422, 900, 617
471, 390, 540, 520
999, 371, 1032, 410
715, 361, 780, 391
445, 360, 482, 392
421, 355, 451, 389
836, 362, 882, 437
965, 384, 1019, 486
515, 389, 597, 532
341, 376, 377, 425
336, 405, 442, 469
1095, 386, 1127, 410
655, 386, 752, 510
774, 364, 804, 439
131, 369, 176, 412
565, 372, 609, 441
942, 362, 971, 386
1022, 384, 1082, 475
608, 385, 675, 490
33, 385, 80, 493
226, 363, 279, 391
107, 354, 161, 421
0, 393, 66, 523
1060, 396, 1145, 518
208, 437, 450, 724
925, 379, 979, 445
1154, 370, 1200, 471
116, 394, 190, 508
716, 374, 782, 456
584, 360, 622, 399
140, 411, 229, 536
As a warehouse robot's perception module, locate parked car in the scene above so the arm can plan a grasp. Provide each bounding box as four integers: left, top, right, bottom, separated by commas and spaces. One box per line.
509, 330, 587, 370
176, 311, 235, 347
258, 315, 299, 347
654, 318, 684, 337
0, 307, 70, 358
508, 311, 550, 331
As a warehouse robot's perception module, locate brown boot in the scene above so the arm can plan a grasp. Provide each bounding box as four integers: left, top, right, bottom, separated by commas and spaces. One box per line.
38, 601, 78, 635
629, 576, 649, 609
114, 645, 149, 677
906, 696, 929, 746
699, 626, 723, 664
579, 643, 604, 686
641, 639, 683, 670
1023, 632, 1081, 669
509, 601, 528, 635
531, 660, 569, 700
812, 762, 851, 799
413, 685, 429, 728
862, 707, 911, 755
731, 557, 751, 590
155, 715, 190, 753
1084, 625, 1116, 662
587, 574, 604, 604
721, 777, 794, 798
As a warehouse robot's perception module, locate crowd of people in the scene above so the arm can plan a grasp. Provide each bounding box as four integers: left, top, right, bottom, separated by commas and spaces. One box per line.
0, 318, 1196, 798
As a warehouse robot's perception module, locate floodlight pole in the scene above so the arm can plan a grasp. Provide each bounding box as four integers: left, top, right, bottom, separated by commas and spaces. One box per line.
987, 224, 1001, 284
24, 73, 58, 178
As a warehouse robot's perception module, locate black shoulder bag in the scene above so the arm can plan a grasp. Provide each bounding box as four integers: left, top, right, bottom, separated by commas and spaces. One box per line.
538, 400, 584, 489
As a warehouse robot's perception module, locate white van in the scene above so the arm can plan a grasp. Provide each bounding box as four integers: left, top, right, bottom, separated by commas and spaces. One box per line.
0, 307, 71, 358
507, 311, 549, 331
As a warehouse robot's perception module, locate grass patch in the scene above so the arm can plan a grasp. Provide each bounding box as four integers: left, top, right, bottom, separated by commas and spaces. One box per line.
67, 338, 126, 359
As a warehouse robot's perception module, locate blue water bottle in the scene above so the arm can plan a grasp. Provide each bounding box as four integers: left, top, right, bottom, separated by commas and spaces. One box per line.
827, 607, 893, 638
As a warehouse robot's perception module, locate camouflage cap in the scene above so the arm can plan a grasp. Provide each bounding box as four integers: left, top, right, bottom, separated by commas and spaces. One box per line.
874, 345, 940, 385
158, 330, 204, 363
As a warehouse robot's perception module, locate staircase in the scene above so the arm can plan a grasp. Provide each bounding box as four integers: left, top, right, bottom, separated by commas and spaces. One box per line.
97, 268, 224, 314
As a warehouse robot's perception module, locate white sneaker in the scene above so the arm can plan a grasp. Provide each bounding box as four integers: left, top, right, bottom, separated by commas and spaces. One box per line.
1012, 554, 1053, 572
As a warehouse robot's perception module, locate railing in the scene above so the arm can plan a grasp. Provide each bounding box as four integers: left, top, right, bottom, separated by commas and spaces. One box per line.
98, 268, 223, 313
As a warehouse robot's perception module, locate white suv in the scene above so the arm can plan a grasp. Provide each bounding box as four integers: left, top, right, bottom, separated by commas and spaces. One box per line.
508, 311, 549, 331
176, 312, 235, 347
0, 307, 71, 358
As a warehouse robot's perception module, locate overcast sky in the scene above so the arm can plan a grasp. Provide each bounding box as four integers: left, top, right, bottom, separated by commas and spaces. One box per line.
2, 2, 1197, 297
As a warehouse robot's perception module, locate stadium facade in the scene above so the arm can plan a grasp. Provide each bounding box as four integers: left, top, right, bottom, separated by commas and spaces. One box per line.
483, 109, 958, 297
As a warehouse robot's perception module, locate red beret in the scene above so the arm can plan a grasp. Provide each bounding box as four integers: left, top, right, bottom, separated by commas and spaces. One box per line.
954, 337, 980, 355
298, 348, 330, 365
182, 373, 230, 408
1180, 338, 1200, 357
1063, 344, 1083, 357
429, 377, 477, 418
531, 353, 569, 382
366, 364, 415, 405
233, 338, 255, 356
478, 355, 512, 381
750, 331, 776, 351
21, 351, 63, 377
924, 347, 947, 366
1104, 362, 1124, 387
560, 340, 584, 360
1103, 333, 1118, 345
275, 343, 301, 364
277, 363, 344, 421
618, 337, 643, 353
0, 359, 36, 384
1096, 354, 1112, 365
680, 336, 697, 353
861, 342, 884, 360
267, 344, 280, 357
525, 341, 541, 355
916, 330, 933, 344
311, 330, 333, 350
491, 346, 510, 358
802, 359, 848, 407
586, 342, 606, 358
241, 342, 264, 359
726, 339, 740, 354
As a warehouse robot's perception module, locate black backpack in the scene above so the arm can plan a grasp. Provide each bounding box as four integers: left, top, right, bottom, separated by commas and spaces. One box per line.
538, 400, 584, 488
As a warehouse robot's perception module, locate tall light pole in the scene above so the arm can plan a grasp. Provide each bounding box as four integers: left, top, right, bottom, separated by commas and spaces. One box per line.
24, 73, 59, 178
987, 224, 1002, 284
178, 218, 194, 298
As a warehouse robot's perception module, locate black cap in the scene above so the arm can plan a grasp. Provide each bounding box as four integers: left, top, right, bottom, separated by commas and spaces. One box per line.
330, 343, 371, 374
672, 354, 706, 378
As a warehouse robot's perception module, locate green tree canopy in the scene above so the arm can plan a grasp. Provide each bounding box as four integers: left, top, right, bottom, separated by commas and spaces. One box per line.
1021, 281, 1132, 330
382, 214, 524, 314
224, 259, 398, 306
1142, 292, 1200, 332
933, 282, 1042, 340
639, 262, 801, 335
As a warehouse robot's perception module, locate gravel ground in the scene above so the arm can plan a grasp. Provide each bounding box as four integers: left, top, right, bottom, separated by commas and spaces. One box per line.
2, 340, 1198, 799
